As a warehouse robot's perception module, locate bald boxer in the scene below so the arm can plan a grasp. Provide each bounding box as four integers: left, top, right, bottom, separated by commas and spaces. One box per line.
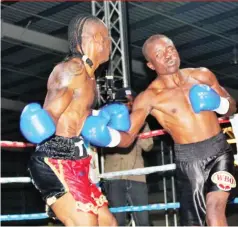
24, 14, 131, 226
118, 35, 237, 226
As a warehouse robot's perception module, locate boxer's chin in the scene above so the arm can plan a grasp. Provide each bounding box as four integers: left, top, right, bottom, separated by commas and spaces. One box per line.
166, 65, 179, 74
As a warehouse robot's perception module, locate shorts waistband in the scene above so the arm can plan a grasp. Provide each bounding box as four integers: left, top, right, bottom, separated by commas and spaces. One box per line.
174, 132, 226, 161
35, 135, 89, 160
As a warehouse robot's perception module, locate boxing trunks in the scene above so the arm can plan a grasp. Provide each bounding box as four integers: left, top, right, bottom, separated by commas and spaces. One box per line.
175, 132, 236, 226
28, 136, 108, 217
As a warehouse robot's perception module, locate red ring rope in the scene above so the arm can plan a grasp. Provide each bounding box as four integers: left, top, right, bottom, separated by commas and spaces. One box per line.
0, 141, 35, 148
0, 118, 231, 148
138, 118, 230, 139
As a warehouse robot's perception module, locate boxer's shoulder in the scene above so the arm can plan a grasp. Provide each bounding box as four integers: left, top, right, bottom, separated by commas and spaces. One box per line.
64, 58, 85, 76
133, 87, 157, 111
181, 67, 209, 75
180, 67, 213, 86
148, 79, 165, 94
189, 67, 215, 85
142, 86, 158, 99
184, 67, 210, 77
48, 60, 86, 90
55, 58, 85, 77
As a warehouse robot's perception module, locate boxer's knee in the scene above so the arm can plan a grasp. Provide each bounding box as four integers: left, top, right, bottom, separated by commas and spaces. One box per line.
206, 202, 226, 226
61, 217, 75, 226
50, 192, 98, 226
206, 191, 229, 213
105, 214, 118, 227
98, 205, 118, 226
111, 215, 118, 226
206, 191, 229, 226
62, 215, 98, 226
206, 206, 225, 226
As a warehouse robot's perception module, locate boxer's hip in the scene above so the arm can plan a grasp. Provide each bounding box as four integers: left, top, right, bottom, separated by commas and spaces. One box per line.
174, 131, 232, 162
28, 155, 107, 216
174, 132, 235, 226
34, 135, 89, 160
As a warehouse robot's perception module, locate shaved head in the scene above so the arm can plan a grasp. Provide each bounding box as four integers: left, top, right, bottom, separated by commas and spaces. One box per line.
142, 34, 174, 61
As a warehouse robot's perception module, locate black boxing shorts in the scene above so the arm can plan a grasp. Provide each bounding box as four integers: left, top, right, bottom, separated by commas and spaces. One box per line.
28, 136, 108, 217
174, 132, 236, 226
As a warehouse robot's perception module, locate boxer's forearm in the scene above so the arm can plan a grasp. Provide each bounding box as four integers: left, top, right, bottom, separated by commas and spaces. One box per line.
213, 85, 237, 117
118, 132, 135, 148
118, 109, 149, 148
118, 90, 153, 148
224, 96, 237, 117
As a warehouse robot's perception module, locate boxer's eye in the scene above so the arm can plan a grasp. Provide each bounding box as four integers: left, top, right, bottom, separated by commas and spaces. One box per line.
167, 47, 176, 53
156, 50, 164, 59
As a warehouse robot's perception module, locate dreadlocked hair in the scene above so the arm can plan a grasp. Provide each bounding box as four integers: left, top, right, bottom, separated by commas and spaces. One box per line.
66, 14, 102, 67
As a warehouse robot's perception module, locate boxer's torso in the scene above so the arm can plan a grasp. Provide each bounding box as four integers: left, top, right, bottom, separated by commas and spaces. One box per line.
149, 68, 221, 144
43, 58, 97, 138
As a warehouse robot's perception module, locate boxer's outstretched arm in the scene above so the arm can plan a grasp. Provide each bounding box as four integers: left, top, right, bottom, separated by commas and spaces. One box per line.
195, 68, 237, 117
118, 90, 153, 148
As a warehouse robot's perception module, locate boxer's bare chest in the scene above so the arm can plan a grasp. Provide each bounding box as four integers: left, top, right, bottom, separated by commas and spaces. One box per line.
150, 76, 200, 127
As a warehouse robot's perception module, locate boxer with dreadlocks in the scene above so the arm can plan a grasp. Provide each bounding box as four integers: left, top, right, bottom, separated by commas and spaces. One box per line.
25, 14, 130, 226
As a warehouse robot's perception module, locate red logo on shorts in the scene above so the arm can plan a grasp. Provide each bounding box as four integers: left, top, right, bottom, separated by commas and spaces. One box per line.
211, 171, 236, 191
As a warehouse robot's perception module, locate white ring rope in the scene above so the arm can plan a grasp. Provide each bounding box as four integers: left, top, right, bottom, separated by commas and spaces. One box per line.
0, 177, 32, 184
99, 164, 176, 179
1, 164, 176, 184
1, 116, 236, 183
230, 114, 238, 153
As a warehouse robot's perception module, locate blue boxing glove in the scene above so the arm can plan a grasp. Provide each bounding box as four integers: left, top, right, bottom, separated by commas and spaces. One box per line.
97, 103, 131, 131
81, 112, 121, 147
189, 84, 230, 114
81, 103, 131, 147
20, 103, 56, 144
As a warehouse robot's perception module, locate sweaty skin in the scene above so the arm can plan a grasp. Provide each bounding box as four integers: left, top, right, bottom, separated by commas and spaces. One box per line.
119, 37, 236, 147
43, 20, 111, 139
148, 68, 233, 144
30, 17, 117, 227
43, 58, 96, 138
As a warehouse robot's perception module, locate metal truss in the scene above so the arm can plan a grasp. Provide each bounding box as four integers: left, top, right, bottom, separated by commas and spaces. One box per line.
92, 1, 130, 105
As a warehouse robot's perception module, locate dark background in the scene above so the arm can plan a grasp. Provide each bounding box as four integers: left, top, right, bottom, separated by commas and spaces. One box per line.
1, 1, 238, 226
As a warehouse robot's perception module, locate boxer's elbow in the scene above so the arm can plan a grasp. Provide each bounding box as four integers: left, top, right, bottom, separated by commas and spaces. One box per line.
118, 132, 136, 148
230, 102, 237, 115
226, 98, 237, 116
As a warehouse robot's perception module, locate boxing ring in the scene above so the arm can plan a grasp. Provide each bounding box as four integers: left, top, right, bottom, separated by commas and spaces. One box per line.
1, 116, 238, 226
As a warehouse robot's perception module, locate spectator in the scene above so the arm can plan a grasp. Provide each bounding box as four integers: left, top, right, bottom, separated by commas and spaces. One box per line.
103, 87, 154, 226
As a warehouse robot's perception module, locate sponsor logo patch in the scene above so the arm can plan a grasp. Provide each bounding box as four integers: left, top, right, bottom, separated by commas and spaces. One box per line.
211, 171, 236, 191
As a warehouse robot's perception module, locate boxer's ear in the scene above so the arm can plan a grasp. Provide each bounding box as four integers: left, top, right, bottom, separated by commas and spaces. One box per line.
147, 62, 155, 71
92, 32, 104, 53
93, 32, 103, 43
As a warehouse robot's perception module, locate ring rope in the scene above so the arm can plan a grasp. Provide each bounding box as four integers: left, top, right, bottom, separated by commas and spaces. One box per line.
0, 163, 176, 183
0, 203, 184, 221
138, 118, 230, 139
0, 177, 32, 184
1, 213, 48, 221
1, 141, 35, 148
1, 117, 236, 222
99, 163, 176, 179
0, 118, 231, 148
1, 198, 238, 222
